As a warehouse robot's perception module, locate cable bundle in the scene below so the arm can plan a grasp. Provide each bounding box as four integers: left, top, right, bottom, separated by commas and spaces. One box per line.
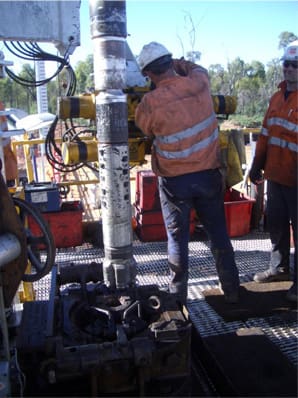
4, 40, 98, 174
45, 117, 98, 174
4, 40, 76, 93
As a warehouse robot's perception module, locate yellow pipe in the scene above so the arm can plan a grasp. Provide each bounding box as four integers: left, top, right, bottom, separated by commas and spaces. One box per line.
241, 128, 261, 135
212, 95, 237, 115
58, 94, 96, 120
58, 93, 238, 120
62, 140, 98, 165
24, 133, 34, 183
57, 179, 99, 186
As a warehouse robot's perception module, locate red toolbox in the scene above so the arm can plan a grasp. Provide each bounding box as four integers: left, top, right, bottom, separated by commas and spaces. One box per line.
28, 201, 83, 248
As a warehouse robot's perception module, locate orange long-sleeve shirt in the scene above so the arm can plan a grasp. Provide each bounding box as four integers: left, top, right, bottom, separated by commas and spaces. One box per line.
252, 81, 298, 187
0, 101, 17, 181
135, 59, 221, 177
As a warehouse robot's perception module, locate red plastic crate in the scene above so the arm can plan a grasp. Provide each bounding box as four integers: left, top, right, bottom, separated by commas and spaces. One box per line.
134, 205, 196, 242
135, 221, 197, 242
133, 205, 164, 225
135, 223, 168, 242
224, 189, 255, 237
28, 201, 83, 248
134, 205, 197, 225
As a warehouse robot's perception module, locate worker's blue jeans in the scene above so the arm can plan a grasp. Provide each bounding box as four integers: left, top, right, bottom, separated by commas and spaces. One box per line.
266, 181, 297, 283
158, 168, 240, 302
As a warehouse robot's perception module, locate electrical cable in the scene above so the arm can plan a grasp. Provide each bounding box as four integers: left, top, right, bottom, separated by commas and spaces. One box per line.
4, 39, 98, 173
3, 41, 69, 87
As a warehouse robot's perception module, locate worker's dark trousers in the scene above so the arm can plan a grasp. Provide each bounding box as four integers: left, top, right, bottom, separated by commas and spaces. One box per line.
266, 181, 297, 283
158, 168, 240, 302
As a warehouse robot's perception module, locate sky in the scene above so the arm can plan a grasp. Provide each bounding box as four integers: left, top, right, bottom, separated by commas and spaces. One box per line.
0, 0, 298, 76
72, 0, 298, 69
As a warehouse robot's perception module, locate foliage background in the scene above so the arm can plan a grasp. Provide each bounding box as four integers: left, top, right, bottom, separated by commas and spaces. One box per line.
0, 31, 296, 128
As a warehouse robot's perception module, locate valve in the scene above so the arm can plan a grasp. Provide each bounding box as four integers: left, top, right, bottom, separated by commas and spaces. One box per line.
62, 139, 98, 165
57, 94, 96, 120
212, 95, 237, 115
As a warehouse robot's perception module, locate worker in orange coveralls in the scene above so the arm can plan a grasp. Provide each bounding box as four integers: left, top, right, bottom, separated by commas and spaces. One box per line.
135, 42, 240, 305
249, 41, 298, 303
0, 51, 17, 186
0, 100, 18, 186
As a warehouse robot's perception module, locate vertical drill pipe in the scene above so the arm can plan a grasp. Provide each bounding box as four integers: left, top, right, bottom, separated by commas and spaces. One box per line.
89, 0, 136, 289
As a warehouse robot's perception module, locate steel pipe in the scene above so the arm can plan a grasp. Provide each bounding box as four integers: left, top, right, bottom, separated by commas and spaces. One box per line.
90, 0, 136, 289
0, 233, 21, 267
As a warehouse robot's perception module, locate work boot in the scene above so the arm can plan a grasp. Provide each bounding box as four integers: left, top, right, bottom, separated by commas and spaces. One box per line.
218, 282, 239, 304
169, 281, 187, 306
253, 268, 290, 283
286, 283, 298, 303
223, 291, 239, 304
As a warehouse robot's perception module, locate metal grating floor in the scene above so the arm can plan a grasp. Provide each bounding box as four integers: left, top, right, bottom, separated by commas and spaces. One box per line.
34, 230, 298, 367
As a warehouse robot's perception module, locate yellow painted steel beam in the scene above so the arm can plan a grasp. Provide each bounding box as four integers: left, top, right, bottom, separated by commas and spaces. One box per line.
18, 280, 35, 302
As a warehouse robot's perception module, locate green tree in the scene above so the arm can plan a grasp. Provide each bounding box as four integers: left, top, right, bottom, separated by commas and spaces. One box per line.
74, 54, 94, 94
266, 59, 283, 88
236, 75, 263, 116
278, 31, 298, 50
47, 80, 60, 114
12, 63, 37, 113
1, 30, 296, 129
0, 77, 13, 106
246, 61, 266, 81
226, 57, 247, 95
209, 64, 228, 93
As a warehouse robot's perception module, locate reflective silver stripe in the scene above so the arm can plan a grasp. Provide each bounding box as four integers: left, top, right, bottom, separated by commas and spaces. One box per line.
269, 136, 298, 153
267, 117, 298, 133
155, 127, 219, 159
260, 127, 269, 136
155, 112, 216, 145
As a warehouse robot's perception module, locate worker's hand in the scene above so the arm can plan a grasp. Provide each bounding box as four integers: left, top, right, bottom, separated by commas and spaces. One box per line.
249, 167, 264, 185
173, 58, 208, 81
172, 58, 187, 76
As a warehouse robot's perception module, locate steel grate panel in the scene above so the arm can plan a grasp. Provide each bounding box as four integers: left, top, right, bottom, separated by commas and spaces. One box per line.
246, 317, 298, 366
33, 230, 297, 367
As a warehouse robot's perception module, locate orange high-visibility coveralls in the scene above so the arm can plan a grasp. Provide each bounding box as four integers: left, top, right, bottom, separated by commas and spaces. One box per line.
0, 101, 17, 181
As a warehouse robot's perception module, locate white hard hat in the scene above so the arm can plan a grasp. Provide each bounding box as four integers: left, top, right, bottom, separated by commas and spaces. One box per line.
138, 42, 172, 71
0, 51, 13, 66
281, 40, 298, 61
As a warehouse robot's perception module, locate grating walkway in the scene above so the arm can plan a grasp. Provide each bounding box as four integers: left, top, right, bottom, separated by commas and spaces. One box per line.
34, 230, 298, 368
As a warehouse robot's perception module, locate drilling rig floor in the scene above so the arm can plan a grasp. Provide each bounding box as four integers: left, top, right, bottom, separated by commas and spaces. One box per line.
12, 230, 297, 397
